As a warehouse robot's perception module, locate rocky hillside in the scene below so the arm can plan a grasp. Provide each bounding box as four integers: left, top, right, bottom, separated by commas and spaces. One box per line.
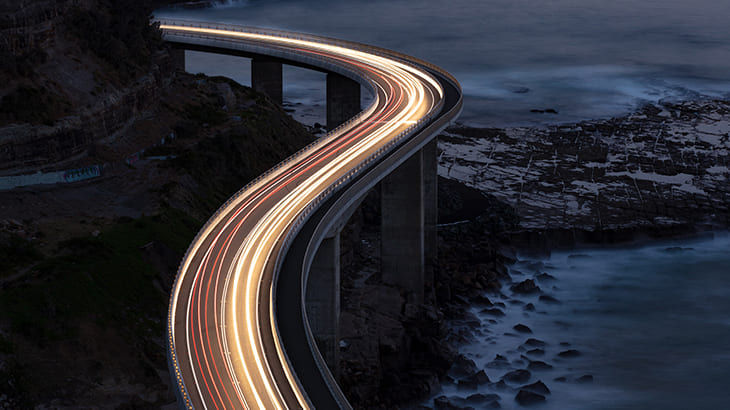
0, 0, 182, 172
0, 1, 319, 408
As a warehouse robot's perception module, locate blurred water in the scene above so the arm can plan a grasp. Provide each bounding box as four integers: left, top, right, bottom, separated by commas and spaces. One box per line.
436, 232, 730, 409
155, 0, 730, 127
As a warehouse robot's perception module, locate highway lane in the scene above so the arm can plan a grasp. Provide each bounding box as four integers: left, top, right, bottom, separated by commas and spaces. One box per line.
160, 20, 457, 409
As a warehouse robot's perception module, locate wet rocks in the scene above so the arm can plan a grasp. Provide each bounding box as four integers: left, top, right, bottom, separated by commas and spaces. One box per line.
538, 294, 561, 304
510, 279, 540, 294
486, 354, 511, 369
558, 349, 581, 358
466, 393, 501, 404
481, 308, 506, 317
502, 369, 531, 384
577, 374, 594, 383
523, 338, 547, 348
535, 273, 556, 282
458, 370, 490, 389
515, 389, 546, 405
521, 380, 551, 395
513, 324, 532, 333
449, 354, 478, 378
439, 100, 730, 247
526, 360, 553, 371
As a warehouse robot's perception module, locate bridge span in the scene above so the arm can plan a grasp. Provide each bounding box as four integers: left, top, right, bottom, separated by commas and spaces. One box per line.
159, 19, 462, 409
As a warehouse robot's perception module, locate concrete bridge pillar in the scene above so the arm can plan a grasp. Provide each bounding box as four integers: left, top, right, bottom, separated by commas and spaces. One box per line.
327, 73, 360, 130
306, 233, 341, 380
422, 139, 438, 299
170, 47, 185, 71
252, 57, 283, 104
381, 151, 425, 305
380, 141, 439, 305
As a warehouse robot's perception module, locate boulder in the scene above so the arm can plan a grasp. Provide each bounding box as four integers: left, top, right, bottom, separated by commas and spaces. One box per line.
511, 279, 540, 294
502, 369, 531, 384
539, 294, 561, 304
577, 374, 594, 383
480, 308, 505, 317
513, 324, 532, 333
515, 389, 546, 405
527, 360, 553, 371
558, 349, 580, 358
523, 338, 547, 347
521, 380, 551, 395
449, 354, 478, 378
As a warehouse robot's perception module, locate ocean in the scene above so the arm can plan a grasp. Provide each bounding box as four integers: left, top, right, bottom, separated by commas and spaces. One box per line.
156, 0, 730, 127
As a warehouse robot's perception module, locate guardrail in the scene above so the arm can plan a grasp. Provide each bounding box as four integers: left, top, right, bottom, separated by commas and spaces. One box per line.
159, 18, 462, 409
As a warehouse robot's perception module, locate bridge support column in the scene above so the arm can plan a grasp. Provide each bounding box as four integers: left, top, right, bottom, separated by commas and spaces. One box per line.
381, 151, 425, 305
170, 47, 185, 71
306, 233, 340, 380
327, 73, 360, 130
423, 139, 438, 300
252, 57, 283, 104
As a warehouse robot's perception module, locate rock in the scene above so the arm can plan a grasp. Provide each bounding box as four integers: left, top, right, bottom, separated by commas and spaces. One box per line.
472, 295, 493, 306
554, 376, 567, 382
523, 303, 536, 311
558, 349, 580, 358
524, 338, 546, 347
481, 308, 505, 317
513, 324, 532, 333
486, 354, 511, 369
521, 380, 551, 395
434, 395, 462, 410
538, 294, 561, 304
515, 389, 546, 405
527, 360, 553, 371
458, 370, 490, 389
511, 279, 540, 294
577, 374, 594, 383
526, 348, 544, 356
449, 354, 478, 378
466, 393, 501, 404
492, 380, 510, 390
502, 369, 531, 384
513, 87, 531, 94
468, 369, 491, 385
535, 273, 556, 281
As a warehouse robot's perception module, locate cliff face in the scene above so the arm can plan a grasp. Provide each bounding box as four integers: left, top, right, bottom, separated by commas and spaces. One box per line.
0, 0, 176, 172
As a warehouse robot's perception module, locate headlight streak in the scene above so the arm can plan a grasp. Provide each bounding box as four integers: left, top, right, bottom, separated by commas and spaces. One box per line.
162, 21, 446, 409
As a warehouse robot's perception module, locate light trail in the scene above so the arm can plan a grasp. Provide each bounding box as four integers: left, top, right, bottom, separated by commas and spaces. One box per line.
160, 20, 456, 409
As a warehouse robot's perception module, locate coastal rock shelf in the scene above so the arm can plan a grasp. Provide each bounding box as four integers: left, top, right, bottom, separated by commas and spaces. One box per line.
439, 100, 730, 243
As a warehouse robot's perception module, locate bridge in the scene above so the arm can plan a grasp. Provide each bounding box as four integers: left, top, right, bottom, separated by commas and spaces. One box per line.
159, 19, 462, 409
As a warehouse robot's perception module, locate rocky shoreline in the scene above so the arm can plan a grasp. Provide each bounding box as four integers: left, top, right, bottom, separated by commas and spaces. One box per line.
440, 100, 730, 252
335, 99, 730, 409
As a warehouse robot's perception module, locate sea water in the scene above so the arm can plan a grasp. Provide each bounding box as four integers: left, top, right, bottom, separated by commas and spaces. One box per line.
436, 232, 730, 409
155, 0, 730, 127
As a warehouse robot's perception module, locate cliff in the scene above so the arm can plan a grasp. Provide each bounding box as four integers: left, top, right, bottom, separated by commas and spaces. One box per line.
0, 2, 319, 408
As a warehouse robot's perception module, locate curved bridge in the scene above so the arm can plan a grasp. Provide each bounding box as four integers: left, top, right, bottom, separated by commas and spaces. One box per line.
159, 19, 462, 409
